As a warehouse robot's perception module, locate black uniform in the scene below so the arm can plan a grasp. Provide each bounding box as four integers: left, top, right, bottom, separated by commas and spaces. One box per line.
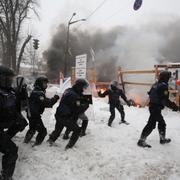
6, 76, 28, 139
137, 71, 178, 148
98, 81, 130, 126
24, 77, 59, 145
0, 66, 18, 180
48, 79, 89, 149
63, 112, 89, 140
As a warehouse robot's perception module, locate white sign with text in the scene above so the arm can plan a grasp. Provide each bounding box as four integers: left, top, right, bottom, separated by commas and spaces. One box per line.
75, 54, 87, 79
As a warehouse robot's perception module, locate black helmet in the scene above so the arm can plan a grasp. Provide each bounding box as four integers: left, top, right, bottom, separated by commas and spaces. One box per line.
110, 80, 119, 90
34, 76, 49, 90
158, 71, 171, 83
0, 65, 15, 77
0, 65, 15, 89
73, 79, 89, 94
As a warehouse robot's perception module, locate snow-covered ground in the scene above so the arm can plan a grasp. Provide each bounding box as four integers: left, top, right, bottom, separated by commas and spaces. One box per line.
1, 86, 180, 180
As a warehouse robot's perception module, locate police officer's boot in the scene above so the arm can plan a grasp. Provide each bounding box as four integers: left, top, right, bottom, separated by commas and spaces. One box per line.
137, 136, 151, 148
34, 129, 47, 146
24, 130, 35, 143
65, 128, 81, 150
159, 131, 171, 144
108, 118, 113, 127
80, 120, 88, 137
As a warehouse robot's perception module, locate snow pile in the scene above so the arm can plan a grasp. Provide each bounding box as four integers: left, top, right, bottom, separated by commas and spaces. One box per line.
1, 86, 180, 180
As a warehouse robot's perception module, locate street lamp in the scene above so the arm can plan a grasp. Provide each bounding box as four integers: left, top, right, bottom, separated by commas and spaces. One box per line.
64, 13, 86, 76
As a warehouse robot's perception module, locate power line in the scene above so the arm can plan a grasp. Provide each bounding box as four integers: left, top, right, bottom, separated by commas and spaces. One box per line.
77, 0, 109, 28
99, 1, 134, 25
86, 0, 109, 20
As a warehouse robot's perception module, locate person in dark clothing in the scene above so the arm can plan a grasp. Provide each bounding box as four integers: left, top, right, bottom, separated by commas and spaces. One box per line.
47, 79, 89, 150
6, 76, 28, 139
98, 80, 130, 127
0, 65, 18, 180
137, 71, 179, 148
23, 76, 59, 146
63, 112, 89, 140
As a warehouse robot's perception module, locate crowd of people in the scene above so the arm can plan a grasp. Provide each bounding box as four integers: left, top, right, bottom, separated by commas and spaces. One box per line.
0, 65, 179, 180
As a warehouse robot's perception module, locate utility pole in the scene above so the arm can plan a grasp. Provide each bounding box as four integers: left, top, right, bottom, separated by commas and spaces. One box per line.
64, 13, 86, 76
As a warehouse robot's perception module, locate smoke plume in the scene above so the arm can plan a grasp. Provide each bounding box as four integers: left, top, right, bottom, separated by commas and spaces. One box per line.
44, 18, 180, 83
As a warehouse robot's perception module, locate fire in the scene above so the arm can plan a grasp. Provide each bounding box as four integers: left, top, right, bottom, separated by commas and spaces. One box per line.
96, 87, 107, 93
136, 103, 141, 108
99, 88, 107, 93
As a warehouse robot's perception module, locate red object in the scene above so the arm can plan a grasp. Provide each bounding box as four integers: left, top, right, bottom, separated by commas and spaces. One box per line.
176, 80, 180, 86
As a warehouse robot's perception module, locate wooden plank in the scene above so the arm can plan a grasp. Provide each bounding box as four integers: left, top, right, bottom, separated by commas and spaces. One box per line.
95, 82, 110, 85
120, 70, 156, 74
155, 64, 180, 68
124, 81, 153, 86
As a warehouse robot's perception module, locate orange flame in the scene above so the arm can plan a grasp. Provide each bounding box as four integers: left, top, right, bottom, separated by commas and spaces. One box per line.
97, 87, 107, 93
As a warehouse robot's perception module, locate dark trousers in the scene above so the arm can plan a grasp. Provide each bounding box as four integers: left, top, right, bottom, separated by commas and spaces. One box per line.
140, 105, 166, 140
24, 117, 47, 144
49, 116, 81, 148
0, 132, 18, 178
108, 104, 125, 125
64, 113, 88, 137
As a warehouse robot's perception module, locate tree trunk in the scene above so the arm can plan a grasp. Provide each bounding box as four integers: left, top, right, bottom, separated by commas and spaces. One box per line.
16, 35, 32, 74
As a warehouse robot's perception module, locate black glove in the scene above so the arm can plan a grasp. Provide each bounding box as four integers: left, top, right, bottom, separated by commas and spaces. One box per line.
126, 100, 131, 107
54, 95, 60, 100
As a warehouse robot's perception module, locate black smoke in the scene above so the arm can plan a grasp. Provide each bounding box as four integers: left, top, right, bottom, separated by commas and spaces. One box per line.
44, 18, 180, 81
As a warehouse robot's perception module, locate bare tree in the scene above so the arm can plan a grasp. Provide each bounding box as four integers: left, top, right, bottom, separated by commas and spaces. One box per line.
0, 0, 39, 73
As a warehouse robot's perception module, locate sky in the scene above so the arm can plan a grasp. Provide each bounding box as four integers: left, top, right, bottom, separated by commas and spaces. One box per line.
30, 0, 180, 52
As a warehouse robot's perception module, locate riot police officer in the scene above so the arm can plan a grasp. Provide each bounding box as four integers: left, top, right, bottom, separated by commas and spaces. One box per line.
24, 76, 59, 146
47, 79, 89, 149
137, 71, 179, 148
98, 80, 130, 126
0, 65, 18, 180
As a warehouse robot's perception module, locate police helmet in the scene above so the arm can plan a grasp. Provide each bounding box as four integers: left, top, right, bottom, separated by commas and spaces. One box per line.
0, 65, 15, 88
34, 76, 49, 89
0, 65, 15, 77
159, 71, 171, 83
75, 79, 89, 88
73, 79, 89, 94
110, 80, 119, 90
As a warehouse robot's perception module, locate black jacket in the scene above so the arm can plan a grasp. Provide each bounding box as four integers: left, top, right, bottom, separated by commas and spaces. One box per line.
0, 88, 18, 129
29, 86, 58, 119
98, 88, 128, 106
148, 82, 178, 110
55, 88, 89, 122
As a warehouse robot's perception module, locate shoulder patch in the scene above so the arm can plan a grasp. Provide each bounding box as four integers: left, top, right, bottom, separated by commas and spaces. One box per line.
164, 90, 168, 95
39, 96, 45, 101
